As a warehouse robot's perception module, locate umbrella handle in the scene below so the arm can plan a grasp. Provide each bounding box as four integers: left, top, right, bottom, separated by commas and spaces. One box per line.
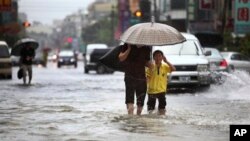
151, 16, 155, 27
150, 48, 153, 61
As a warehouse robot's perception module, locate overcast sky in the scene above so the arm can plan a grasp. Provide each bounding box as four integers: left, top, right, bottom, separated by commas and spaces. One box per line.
19, 0, 95, 25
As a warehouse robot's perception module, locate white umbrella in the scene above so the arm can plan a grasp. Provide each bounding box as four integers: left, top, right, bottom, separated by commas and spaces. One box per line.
11, 38, 39, 56
120, 22, 186, 46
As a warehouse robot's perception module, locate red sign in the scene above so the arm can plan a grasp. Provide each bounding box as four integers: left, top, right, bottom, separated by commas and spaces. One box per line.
235, 0, 250, 34
199, 0, 214, 10
67, 37, 73, 43
238, 7, 249, 21
0, 0, 12, 11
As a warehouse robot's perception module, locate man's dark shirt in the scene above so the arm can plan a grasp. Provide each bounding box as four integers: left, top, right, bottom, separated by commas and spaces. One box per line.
20, 47, 35, 65
121, 45, 151, 79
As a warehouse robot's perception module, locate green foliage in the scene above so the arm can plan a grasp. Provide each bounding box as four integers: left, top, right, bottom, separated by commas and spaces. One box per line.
239, 34, 250, 57
223, 32, 250, 58
82, 16, 117, 46
98, 27, 112, 44
222, 32, 237, 51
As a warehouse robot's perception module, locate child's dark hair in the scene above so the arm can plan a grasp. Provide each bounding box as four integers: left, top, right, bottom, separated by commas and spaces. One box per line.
153, 50, 164, 57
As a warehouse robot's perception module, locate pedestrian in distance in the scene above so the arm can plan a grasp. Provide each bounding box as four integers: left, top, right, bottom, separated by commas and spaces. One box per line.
146, 50, 176, 115
118, 43, 151, 115
20, 43, 35, 85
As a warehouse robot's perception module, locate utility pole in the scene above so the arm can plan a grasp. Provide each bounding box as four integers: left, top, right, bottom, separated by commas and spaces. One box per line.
153, 0, 158, 22
221, 0, 229, 36
139, 0, 151, 22
111, 5, 115, 46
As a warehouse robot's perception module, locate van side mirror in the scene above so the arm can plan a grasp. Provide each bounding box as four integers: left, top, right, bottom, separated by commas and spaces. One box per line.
205, 50, 212, 56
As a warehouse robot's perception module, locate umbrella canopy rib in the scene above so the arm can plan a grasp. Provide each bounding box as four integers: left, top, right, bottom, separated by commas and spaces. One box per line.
120, 23, 186, 46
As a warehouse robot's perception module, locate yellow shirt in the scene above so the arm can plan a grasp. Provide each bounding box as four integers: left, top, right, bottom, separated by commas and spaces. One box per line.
146, 62, 171, 94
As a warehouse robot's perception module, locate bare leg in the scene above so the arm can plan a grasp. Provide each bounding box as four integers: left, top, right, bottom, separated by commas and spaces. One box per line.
127, 103, 134, 115
22, 67, 26, 85
158, 109, 166, 115
137, 106, 143, 115
23, 76, 26, 85
28, 67, 32, 85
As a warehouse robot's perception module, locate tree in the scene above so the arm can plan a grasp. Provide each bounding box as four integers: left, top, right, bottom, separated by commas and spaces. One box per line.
240, 34, 250, 57
82, 18, 117, 46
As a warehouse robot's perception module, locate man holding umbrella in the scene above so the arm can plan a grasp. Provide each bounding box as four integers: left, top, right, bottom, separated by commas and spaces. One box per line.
20, 42, 35, 85
118, 43, 151, 115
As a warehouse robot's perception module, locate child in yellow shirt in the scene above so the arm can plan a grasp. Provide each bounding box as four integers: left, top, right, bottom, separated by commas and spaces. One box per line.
146, 50, 176, 115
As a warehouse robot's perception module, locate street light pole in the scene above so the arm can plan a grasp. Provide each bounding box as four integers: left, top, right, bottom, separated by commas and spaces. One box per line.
111, 5, 115, 46
153, 0, 158, 22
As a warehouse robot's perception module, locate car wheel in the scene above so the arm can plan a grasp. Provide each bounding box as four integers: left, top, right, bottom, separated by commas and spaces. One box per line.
74, 63, 77, 68
96, 65, 106, 74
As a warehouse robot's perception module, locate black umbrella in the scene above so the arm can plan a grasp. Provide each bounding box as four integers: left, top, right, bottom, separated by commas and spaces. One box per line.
11, 38, 39, 56
99, 45, 124, 72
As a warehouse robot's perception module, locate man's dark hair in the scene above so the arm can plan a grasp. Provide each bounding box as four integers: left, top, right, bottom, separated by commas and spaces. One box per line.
153, 50, 164, 57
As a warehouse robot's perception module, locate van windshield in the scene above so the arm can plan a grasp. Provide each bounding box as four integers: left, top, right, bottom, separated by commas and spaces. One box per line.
154, 40, 202, 55
0, 45, 10, 57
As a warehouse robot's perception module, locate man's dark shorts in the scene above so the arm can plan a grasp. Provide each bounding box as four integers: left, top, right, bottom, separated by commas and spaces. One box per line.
124, 76, 147, 107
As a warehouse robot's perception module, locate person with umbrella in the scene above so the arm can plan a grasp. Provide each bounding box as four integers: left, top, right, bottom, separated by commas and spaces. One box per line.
118, 43, 151, 115
116, 17, 185, 115
20, 42, 35, 85
12, 38, 38, 85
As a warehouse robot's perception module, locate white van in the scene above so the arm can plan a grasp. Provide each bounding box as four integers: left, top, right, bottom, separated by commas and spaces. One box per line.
153, 33, 211, 91
0, 41, 12, 79
83, 43, 108, 73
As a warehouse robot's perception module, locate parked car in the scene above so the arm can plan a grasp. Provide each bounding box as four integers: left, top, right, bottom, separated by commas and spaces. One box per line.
203, 47, 228, 84
85, 48, 114, 74
57, 50, 77, 68
153, 33, 211, 91
0, 41, 12, 79
221, 51, 250, 73
84, 43, 108, 73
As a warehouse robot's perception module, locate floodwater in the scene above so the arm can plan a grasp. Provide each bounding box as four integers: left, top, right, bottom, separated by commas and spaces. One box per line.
1, 62, 250, 141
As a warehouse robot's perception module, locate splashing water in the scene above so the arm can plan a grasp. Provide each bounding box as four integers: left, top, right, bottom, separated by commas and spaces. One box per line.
206, 70, 250, 100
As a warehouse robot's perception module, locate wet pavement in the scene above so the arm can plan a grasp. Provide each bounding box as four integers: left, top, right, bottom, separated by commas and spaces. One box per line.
1, 62, 250, 141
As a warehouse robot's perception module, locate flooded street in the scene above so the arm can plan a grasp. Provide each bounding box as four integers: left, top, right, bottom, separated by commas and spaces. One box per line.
1, 62, 250, 141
